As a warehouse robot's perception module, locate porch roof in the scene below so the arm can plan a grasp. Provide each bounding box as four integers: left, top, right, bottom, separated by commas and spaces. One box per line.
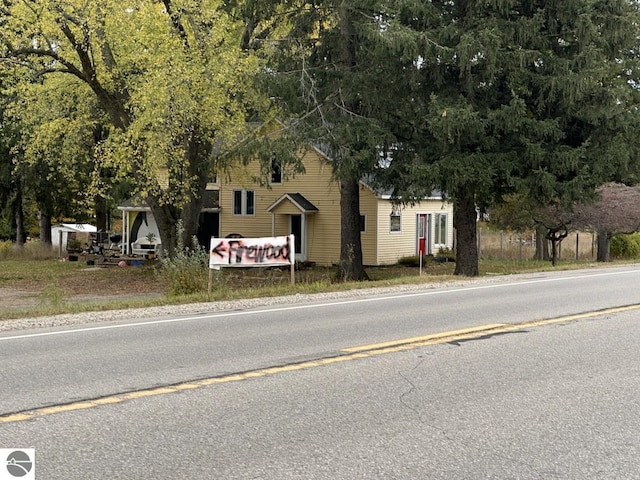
267, 193, 319, 214
118, 190, 220, 212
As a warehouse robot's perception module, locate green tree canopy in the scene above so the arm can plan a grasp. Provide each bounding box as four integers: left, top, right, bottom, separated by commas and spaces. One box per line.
376, 0, 640, 275
0, 0, 267, 254
239, 0, 402, 280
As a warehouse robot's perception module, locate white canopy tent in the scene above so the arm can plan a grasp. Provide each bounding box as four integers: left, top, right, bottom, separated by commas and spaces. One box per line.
51, 223, 98, 257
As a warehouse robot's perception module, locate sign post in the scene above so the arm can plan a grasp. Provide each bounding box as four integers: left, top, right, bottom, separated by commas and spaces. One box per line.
289, 234, 295, 285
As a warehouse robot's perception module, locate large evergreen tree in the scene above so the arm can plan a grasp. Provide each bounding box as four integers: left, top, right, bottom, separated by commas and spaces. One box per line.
237, 0, 398, 281
379, 0, 640, 275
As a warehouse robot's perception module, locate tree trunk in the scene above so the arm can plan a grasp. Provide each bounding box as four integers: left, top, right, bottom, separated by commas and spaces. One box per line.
12, 180, 26, 245
147, 133, 209, 257
546, 226, 569, 266
550, 238, 558, 266
180, 186, 206, 249
182, 140, 209, 250
39, 210, 52, 245
334, 5, 368, 282
147, 197, 180, 257
534, 224, 549, 261
338, 178, 369, 282
94, 195, 109, 234
596, 229, 611, 262
453, 191, 479, 276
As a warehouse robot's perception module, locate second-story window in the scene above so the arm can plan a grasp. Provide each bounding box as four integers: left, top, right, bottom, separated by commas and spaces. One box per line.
271, 158, 282, 184
233, 189, 255, 216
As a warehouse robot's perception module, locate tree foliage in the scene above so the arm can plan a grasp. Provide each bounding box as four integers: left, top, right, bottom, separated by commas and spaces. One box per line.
239, 0, 403, 281
0, 0, 265, 254
376, 0, 640, 275
571, 182, 640, 261
9, 75, 102, 235
2, 0, 640, 275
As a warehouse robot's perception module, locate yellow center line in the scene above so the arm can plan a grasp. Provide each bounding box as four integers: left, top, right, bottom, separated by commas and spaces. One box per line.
340, 324, 507, 353
2, 304, 639, 425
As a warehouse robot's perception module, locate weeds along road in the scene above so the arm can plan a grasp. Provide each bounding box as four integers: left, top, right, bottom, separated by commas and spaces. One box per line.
2, 265, 640, 478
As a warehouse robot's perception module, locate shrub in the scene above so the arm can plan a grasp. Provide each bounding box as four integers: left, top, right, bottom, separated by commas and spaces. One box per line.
398, 255, 420, 267
436, 247, 456, 262
157, 222, 212, 296
610, 233, 640, 259
66, 238, 83, 251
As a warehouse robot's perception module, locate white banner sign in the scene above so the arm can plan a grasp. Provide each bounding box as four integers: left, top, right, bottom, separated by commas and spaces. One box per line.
209, 235, 294, 268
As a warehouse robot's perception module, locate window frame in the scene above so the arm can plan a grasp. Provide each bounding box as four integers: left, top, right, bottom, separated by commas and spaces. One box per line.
390, 207, 401, 233
434, 213, 447, 245
232, 189, 256, 216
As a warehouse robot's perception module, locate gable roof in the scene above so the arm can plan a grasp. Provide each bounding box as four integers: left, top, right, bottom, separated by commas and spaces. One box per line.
267, 193, 319, 214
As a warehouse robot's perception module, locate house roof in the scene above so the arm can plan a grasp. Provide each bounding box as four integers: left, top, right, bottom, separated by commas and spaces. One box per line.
359, 174, 443, 200
267, 193, 319, 214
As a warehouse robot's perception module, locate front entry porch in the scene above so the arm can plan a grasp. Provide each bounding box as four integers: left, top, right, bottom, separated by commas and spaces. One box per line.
267, 193, 319, 263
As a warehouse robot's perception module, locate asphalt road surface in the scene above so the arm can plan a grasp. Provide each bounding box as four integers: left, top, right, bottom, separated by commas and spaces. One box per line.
2, 266, 640, 479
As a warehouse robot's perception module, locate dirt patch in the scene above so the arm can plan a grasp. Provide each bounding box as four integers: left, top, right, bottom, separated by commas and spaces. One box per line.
0, 287, 42, 311
0, 264, 166, 313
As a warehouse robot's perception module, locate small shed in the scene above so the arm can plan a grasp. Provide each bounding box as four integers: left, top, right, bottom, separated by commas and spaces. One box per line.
51, 223, 98, 257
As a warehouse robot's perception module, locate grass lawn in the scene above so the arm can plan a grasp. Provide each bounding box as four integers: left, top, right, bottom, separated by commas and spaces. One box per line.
0, 250, 605, 321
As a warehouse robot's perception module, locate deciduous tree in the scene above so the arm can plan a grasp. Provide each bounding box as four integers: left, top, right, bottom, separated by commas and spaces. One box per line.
0, 0, 264, 255
572, 182, 640, 261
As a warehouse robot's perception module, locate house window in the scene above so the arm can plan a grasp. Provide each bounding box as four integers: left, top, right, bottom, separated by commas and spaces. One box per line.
271, 158, 282, 184
435, 213, 447, 245
233, 189, 255, 216
390, 207, 401, 232
360, 214, 366, 233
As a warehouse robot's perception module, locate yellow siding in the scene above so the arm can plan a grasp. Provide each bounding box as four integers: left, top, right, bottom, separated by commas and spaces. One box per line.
376, 200, 454, 265
219, 149, 342, 265
219, 148, 454, 266
271, 202, 304, 216
359, 186, 379, 266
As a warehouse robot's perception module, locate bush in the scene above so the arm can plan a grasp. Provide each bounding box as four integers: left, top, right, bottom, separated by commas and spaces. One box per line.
436, 247, 456, 262
398, 255, 420, 267
610, 233, 640, 259
157, 222, 212, 296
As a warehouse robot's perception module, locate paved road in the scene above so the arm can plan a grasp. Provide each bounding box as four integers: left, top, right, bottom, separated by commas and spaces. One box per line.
2, 266, 640, 478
